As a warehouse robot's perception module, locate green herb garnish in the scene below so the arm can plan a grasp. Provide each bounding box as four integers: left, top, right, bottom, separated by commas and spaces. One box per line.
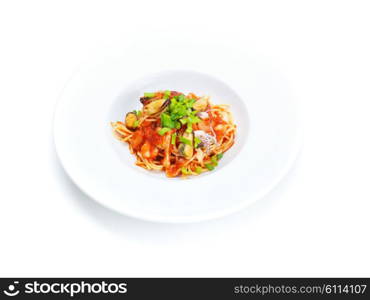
194, 137, 202, 148
164, 90, 171, 99
180, 118, 188, 125
133, 120, 140, 128
144, 92, 155, 98
161, 94, 200, 130
133, 110, 142, 117
161, 113, 175, 128
204, 155, 223, 171
158, 128, 171, 136
205, 163, 215, 171
186, 122, 193, 133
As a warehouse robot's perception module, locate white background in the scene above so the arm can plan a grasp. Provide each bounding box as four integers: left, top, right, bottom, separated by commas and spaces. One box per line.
0, 0, 369, 277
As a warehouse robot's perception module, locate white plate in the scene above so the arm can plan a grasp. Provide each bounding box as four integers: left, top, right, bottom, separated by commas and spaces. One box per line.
54, 45, 301, 223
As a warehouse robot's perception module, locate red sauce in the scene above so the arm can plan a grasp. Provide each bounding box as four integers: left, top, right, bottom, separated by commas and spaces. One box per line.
140, 121, 163, 147
131, 130, 144, 151
214, 129, 224, 141
213, 111, 227, 125
166, 159, 185, 177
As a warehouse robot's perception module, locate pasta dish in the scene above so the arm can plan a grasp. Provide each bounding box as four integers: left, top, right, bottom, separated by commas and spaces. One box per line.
111, 91, 236, 177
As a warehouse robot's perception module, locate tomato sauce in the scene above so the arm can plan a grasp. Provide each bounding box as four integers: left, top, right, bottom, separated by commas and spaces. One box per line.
166, 159, 185, 177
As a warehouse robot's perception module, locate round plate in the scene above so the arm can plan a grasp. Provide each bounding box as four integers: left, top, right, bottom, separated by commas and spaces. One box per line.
54, 43, 301, 223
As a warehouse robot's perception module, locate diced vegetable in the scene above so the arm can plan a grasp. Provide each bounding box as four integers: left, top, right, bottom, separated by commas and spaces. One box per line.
205, 163, 215, 171
164, 90, 171, 99
178, 132, 193, 159
193, 96, 209, 111
161, 113, 175, 128
158, 127, 171, 136
216, 153, 224, 160
195, 166, 203, 174
194, 130, 217, 153
161, 94, 200, 129
186, 122, 193, 133
181, 167, 190, 175
133, 120, 140, 128
197, 111, 209, 119
178, 143, 193, 159
144, 98, 169, 115
144, 92, 155, 98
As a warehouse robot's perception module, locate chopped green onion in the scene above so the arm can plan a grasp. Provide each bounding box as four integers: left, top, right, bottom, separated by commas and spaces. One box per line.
158, 127, 171, 136
160, 93, 201, 133
179, 136, 192, 146
164, 90, 171, 99
133, 120, 140, 128
171, 133, 177, 145
144, 92, 155, 98
195, 166, 203, 174
161, 113, 175, 128
181, 167, 190, 175
216, 153, 224, 160
194, 137, 202, 148
186, 122, 193, 133
188, 114, 200, 124
170, 97, 177, 106
205, 163, 215, 171
133, 110, 142, 117
211, 155, 218, 164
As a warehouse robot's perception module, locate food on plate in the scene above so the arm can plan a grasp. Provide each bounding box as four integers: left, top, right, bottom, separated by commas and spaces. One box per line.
111, 91, 236, 177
